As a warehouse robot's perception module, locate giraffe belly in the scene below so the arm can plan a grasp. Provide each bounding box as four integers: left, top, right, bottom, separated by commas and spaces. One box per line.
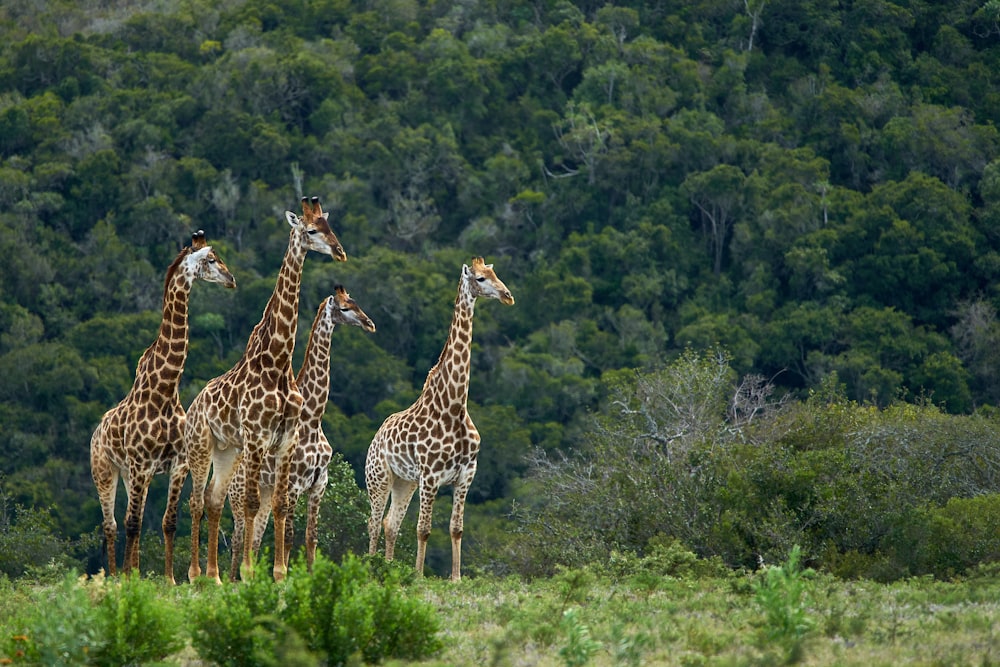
388, 453, 421, 482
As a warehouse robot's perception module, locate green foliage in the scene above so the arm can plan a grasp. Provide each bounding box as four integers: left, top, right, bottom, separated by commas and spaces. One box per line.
89, 574, 184, 666
0, 487, 74, 579
752, 545, 816, 664
5, 0, 1000, 582
189, 554, 289, 667
884, 494, 1000, 579
558, 607, 602, 667
282, 553, 442, 665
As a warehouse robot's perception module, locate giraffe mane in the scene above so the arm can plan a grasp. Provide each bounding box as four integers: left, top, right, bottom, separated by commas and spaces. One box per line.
161, 243, 192, 303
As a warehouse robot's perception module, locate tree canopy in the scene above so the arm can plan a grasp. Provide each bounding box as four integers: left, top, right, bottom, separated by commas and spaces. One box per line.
3, 0, 1000, 568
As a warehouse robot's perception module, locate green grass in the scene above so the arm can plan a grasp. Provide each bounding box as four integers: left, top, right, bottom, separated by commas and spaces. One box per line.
2, 556, 1000, 666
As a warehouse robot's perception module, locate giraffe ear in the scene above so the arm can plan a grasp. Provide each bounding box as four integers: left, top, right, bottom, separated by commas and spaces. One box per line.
462, 263, 471, 277
285, 211, 299, 227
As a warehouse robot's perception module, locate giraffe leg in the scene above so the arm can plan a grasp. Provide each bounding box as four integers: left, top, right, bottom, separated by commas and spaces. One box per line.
162, 460, 187, 585
122, 471, 152, 576
271, 446, 293, 581
186, 416, 213, 582
305, 476, 326, 572
282, 490, 300, 571
414, 481, 439, 577
449, 465, 477, 582
251, 484, 274, 559
228, 474, 245, 582
205, 445, 242, 583
271, 408, 301, 582
385, 478, 418, 562
91, 449, 120, 577
241, 450, 263, 582
365, 443, 392, 556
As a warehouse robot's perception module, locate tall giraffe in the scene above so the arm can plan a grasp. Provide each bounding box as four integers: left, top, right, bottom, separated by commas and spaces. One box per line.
228, 285, 375, 580
175, 197, 345, 584
90, 231, 236, 581
365, 257, 514, 581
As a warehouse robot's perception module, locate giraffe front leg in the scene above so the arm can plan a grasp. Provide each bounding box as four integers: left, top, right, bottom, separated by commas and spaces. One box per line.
414, 481, 439, 577
206, 445, 242, 584
271, 445, 294, 582
449, 465, 477, 582
305, 484, 324, 572
241, 453, 263, 582
271, 402, 301, 582
162, 461, 187, 585
228, 484, 245, 583
123, 472, 152, 576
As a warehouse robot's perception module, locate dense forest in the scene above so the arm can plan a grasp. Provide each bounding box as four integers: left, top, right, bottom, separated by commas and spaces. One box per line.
3, 0, 1000, 578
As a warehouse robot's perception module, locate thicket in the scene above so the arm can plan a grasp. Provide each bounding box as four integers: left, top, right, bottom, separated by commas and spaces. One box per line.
3, 0, 1000, 582
497, 350, 1000, 581
0, 554, 441, 666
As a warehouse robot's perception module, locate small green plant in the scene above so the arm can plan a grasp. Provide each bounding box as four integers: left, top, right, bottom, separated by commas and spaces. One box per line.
90, 573, 184, 666
558, 607, 601, 667
752, 545, 816, 663
189, 552, 300, 667
282, 553, 442, 665
1, 571, 99, 666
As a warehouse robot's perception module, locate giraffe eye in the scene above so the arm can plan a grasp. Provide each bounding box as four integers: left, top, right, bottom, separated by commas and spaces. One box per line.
340, 307, 351, 312
208, 258, 217, 264
307, 229, 318, 235
475, 276, 486, 282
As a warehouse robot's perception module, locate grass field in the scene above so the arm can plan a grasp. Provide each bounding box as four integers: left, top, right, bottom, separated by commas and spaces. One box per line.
2, 552, 1000, 666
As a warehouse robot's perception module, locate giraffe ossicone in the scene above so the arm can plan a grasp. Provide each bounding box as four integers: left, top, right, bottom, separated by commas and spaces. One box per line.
90, 230, 236, 583
365, 256, 514, 582
176, 197, 346, 584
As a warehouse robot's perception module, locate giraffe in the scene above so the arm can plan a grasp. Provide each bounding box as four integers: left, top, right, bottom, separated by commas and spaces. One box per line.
228, 285, 375, 580
365, 257, 514, 581
174, 197, 346, 584
90, 230, 236, 581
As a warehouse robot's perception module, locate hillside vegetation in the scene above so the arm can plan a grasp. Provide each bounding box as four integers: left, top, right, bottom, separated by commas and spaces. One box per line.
3, 0, 1000, 580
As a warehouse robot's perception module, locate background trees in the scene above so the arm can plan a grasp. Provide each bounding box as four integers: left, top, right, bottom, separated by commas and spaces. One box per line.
3, 0, 1000, 578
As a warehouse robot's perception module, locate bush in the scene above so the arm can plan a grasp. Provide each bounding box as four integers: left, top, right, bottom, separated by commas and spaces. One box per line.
189, 555, 300, 667
90, 573, 185, 666
884, 494, 1000, 578
0, 571, 98, 667
283, 553, 442, 665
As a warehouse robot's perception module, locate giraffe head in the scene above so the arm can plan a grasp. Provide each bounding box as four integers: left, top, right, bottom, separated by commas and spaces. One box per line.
186, 230, 237, 289
284, 196, 347, 262
326, 285, 376, 332
464, 256, 514, 305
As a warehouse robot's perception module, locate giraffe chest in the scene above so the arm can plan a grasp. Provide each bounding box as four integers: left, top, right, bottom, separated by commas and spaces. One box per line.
103, 403, 184, 465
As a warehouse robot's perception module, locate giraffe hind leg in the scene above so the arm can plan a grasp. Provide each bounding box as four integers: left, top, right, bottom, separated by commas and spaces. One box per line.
92, 455, 120, 577
385, 477, 418, 563
366, 466, 391, 557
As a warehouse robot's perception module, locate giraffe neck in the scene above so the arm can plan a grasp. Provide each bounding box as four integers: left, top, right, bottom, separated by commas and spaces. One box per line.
296, 302, 335, 428
419, 277, 476, 410
243, 229, 305, 370
132, 259, 195, 401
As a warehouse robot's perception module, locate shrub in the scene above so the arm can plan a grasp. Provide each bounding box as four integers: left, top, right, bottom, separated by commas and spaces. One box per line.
89, 573, 185, 666
282, 553, 442, 665
0, 496, 73, 579
883, 494, 1000, 578
189, 555, 304, 667
0, 571, 98, 667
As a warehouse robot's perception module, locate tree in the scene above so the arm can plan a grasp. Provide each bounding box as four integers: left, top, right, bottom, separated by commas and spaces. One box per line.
681, 164, 747, 275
